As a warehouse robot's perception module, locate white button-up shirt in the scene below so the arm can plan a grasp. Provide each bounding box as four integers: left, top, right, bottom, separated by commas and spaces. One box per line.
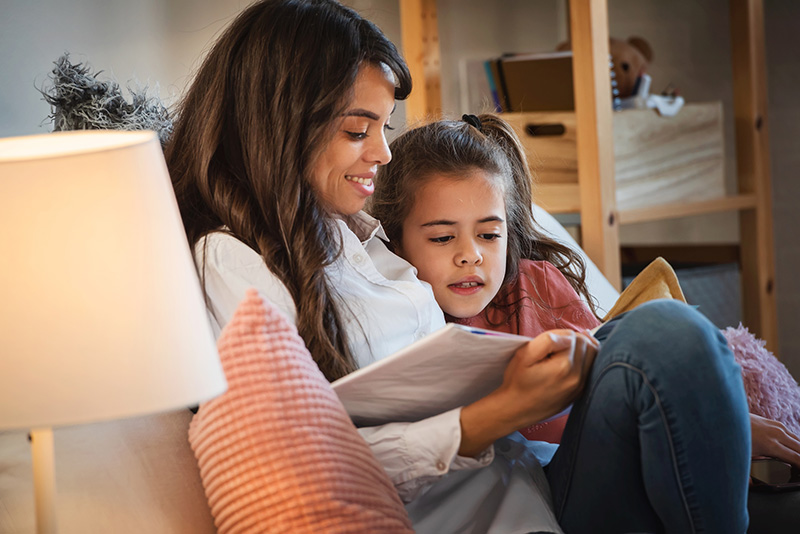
196, 212, 493, 502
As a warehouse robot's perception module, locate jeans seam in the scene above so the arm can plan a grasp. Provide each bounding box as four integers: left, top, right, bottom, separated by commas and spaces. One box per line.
555, 360, 696, 533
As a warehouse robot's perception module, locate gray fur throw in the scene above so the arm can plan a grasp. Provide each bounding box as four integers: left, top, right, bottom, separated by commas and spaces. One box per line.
40, 54, 173, 148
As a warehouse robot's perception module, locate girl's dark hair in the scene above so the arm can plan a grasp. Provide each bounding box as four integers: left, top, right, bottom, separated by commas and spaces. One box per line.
370, 113, 598, 323
166, 0, 411, 381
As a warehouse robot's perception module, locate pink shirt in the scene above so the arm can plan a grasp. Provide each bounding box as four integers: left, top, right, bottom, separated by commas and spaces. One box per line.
450, 259, 601, 443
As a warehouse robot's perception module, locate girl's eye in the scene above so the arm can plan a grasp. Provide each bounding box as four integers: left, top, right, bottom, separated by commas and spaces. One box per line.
479, 233, 502, 241
384, 124, 395, 132
429, 236, 454, 244
345, 131, 368, 140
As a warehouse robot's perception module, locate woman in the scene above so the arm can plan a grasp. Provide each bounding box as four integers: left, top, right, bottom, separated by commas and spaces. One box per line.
165, 1, 770, 532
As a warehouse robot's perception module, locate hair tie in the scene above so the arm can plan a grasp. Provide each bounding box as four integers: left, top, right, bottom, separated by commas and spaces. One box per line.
462, 113, 482, 131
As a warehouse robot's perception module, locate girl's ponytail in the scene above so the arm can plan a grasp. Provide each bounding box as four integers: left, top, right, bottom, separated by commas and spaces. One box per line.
477, 114, 598, 316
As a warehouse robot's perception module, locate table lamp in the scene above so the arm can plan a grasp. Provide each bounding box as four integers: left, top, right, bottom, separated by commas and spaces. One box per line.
0, 130, 227, 534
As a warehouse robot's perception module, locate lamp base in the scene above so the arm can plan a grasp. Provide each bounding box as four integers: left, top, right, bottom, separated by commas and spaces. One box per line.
30, 427, 58, 534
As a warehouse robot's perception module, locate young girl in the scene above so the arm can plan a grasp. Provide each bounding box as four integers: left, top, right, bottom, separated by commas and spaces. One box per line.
371, 113, 601, 445
371, 113, 752, 533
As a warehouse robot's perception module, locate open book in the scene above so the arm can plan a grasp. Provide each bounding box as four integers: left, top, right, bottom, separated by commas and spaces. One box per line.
331, 324, 531, 426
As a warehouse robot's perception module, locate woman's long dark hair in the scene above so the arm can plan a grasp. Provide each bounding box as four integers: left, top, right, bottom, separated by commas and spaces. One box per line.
166, 0, 411, 381
370, 113, 599, 323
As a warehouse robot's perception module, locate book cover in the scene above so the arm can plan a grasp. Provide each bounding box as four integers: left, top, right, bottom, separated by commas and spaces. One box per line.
499, 50, 575, 112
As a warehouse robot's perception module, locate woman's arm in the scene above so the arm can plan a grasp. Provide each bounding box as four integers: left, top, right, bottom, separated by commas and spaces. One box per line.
203, 232, 492, 502
199, 232, 298, 333
459, 329, 599, 457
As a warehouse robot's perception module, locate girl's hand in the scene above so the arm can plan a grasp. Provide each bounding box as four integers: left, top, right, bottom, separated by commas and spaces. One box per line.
458, 329, 599, 457
750, 413, 800, 468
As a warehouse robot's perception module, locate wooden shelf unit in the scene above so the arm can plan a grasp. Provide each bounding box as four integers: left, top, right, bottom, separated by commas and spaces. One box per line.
398, 0, 778, 352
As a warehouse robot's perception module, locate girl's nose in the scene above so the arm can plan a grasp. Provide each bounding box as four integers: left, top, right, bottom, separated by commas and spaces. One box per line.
456, 244, 482, 266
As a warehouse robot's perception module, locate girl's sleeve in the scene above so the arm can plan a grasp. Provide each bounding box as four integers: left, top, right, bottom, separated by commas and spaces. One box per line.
540, 261, 602, 332
357, 408, 494, 503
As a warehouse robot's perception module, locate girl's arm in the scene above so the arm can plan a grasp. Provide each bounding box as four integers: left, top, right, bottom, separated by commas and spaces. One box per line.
750, 413, 800, 468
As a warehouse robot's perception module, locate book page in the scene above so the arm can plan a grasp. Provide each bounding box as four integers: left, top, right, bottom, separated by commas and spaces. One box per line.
331, 324, 531, 426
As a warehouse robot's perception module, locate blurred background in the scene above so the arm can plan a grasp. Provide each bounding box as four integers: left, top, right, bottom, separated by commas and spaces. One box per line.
2, 0, 797, 378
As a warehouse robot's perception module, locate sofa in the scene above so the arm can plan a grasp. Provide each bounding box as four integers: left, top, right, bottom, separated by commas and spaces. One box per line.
2, 208, 794, 533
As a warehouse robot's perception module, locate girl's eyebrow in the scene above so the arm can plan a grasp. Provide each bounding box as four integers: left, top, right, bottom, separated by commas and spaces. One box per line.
421, 216, 505, 227
421, 219, 455, 227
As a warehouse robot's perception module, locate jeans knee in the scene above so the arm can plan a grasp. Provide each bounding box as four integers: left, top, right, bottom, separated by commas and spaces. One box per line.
604, 299, 733, 372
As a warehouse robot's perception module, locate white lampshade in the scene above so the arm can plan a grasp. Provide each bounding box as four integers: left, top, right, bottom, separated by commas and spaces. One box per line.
0, 130, 226, 430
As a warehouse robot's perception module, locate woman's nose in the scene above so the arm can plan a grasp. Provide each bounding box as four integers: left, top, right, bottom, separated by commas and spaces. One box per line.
368, 130, 392, 165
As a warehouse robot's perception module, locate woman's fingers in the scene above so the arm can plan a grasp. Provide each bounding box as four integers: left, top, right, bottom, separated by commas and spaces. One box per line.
519, 329, 576, 365
498, 328, 601, 430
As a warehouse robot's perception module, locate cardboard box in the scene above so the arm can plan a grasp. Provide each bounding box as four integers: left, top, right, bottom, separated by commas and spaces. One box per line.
502, 102, 726, 212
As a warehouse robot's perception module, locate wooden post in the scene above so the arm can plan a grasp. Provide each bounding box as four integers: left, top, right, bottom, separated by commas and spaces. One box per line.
399, 0, 442, 124
730, 0, 778, 352
568, 0, 621, 289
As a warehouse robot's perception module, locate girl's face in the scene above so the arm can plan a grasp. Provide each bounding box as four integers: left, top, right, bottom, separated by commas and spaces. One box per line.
397, 172, 508, 319
310, 63, 396, 216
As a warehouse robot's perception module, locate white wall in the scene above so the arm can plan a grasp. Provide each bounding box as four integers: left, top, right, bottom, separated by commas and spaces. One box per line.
1, 0, 796, 377
0, 0, 246, 137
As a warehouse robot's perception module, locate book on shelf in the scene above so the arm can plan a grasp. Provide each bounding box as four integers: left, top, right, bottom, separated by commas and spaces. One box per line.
481, 50, 617, 113
500, 51, 575, 112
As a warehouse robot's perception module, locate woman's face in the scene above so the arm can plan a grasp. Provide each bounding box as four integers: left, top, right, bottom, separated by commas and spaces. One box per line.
397, 172, 508, 319
311, 63, 396, 216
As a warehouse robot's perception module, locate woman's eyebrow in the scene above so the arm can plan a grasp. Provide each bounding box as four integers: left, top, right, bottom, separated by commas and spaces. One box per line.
344, 103, 396, 120
344, 108, 379, 119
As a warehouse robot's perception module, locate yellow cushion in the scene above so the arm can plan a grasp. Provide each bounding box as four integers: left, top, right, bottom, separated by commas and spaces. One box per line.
602, 257, 687, 322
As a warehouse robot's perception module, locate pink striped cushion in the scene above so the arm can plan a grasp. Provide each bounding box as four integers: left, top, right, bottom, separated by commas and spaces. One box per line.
188, 289, 413, 534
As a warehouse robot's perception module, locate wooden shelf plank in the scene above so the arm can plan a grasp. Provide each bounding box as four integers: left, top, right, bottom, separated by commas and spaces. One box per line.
617, 194, 757, 225
569, 0, 621, 290
533, 184, 582, 214
730, 0, 778, 352
399, 0, 441, 123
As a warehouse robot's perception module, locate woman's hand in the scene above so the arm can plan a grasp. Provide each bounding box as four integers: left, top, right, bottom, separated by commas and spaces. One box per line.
750, 413, 800, 468
458, 329, 599, 457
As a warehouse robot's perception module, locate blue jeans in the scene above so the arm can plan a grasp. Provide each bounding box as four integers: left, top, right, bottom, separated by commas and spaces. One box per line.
545, 300, 751, 534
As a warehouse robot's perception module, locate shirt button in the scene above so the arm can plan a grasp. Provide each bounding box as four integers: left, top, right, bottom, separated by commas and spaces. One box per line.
353, 253, 365, 264
436, 461, 447, 472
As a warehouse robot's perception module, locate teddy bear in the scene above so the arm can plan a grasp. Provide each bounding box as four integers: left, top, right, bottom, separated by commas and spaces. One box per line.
608, 36, 653, 99
557, 35, 653, 100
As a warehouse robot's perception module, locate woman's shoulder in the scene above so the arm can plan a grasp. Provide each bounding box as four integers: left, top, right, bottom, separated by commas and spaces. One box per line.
197, 231, 264, 270
197, 231, 298, 327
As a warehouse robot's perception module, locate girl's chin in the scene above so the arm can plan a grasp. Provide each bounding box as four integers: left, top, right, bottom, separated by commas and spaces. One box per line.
442, 305, 486, 320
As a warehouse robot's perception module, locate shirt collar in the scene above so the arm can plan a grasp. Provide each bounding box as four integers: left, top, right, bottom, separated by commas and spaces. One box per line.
338, 211, 389, 243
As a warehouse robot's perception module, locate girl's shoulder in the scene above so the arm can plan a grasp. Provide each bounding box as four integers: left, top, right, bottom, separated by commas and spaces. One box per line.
516, 259, 573, 293
516, 259, 601, 330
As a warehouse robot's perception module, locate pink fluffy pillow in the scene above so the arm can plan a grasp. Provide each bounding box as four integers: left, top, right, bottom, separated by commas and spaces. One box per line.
188, 289, 412, 534
722, 324, 800, 437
